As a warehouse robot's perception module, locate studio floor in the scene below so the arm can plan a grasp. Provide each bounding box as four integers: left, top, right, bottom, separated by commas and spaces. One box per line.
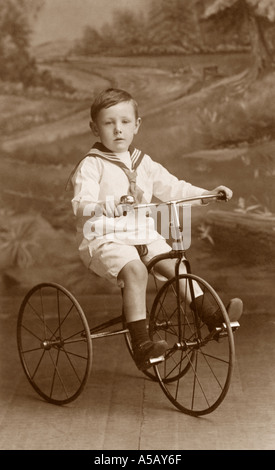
0, 295, 274, 451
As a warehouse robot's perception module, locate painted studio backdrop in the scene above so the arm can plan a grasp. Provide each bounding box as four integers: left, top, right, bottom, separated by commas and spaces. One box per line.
0, 0, 275, 316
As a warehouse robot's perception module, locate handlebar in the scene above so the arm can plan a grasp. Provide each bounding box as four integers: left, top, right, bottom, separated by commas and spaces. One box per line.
120, 191, 227, 210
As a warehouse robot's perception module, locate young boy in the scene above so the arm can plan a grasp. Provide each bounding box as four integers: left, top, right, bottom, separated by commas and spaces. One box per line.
68, 88, 242, 370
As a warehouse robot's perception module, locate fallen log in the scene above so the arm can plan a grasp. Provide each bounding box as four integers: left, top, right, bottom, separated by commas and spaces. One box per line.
207, 209, 275, 236
206, 209, 275, 264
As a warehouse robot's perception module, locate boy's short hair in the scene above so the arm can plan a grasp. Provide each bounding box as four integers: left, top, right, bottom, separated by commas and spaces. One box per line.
90, 88, 139, 122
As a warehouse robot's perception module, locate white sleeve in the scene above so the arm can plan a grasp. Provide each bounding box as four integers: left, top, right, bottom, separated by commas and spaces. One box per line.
145, 155, 206, 202
71, 157, 102, 215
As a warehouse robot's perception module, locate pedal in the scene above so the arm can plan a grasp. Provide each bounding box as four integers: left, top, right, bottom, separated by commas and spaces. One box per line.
149, 355, 165, 365
204, 321, 240, 344
216, 321, 240, 338
222, 321, 240, 332
137, 354, 165, 371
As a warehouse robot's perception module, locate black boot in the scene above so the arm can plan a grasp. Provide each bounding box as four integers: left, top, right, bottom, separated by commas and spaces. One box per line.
127, 319, 168, 370
190, 295, 243, 332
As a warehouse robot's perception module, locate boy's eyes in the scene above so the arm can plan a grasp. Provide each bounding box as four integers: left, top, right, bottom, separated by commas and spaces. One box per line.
104, 120, 131, 125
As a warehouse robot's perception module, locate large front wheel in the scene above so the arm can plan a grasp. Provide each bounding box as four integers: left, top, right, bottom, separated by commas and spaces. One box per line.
149, 274, 235, 416
17, 283, 92, 405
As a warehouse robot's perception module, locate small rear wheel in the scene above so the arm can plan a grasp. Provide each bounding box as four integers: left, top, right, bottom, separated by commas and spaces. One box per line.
17, 283, 92, 405
149, 273, 235, 416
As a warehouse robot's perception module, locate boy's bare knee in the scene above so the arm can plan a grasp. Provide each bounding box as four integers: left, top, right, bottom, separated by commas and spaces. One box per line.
156, 258, 187, 279
118, 260, 148, 286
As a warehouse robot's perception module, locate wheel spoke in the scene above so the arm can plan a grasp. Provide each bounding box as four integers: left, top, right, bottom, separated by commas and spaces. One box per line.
21, 323, 43, 342
21, 345, 43, 354
49, 302, 75, 342
58, 348, 83, 383
59, 348, 89, 361
200, 350, 231, 365
189, 350, 211, 409
29, 349, 47, 380
199, 351, 229, 389
48, 348, 70, 399
26, 300, 56, 338
61, 328, 87, 343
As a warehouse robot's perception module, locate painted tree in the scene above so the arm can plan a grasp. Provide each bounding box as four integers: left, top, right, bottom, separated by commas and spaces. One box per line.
105, 8, 150, 52
147, 0, 200, 52
203, 0, 275, 73
0, 0, 44, 83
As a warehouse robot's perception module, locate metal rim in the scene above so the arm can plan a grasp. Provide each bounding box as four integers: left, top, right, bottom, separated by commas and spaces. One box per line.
17, 283, 92, 405
150, 273, 235, 416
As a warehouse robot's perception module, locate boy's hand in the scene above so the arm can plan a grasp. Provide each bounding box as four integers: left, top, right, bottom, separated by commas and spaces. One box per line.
202, 186, 233, 203
102, 198, 134, 217
103, 200, 122, 217
212, 185, 233, 201
102, 198, 119, 217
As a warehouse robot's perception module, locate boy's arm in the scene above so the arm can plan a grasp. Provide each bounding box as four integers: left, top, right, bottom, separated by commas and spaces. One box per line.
146, 156, 206, 202
146, 156, 232, 203
71, 157, 101, 217
71, 157, 123, 219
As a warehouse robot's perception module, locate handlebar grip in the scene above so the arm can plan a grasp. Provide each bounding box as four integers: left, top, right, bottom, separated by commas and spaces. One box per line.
120, 195, 135, 205
216, 191, 227, 201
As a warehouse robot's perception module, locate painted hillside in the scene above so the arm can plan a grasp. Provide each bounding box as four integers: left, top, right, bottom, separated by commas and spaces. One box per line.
1, 0, 275, 316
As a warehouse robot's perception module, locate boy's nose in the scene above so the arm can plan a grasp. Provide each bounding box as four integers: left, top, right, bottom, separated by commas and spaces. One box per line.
114, 125, 122, 135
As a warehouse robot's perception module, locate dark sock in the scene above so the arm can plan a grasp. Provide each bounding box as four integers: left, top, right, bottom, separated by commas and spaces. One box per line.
190, 294, 220, 323
127, 319, 149, 349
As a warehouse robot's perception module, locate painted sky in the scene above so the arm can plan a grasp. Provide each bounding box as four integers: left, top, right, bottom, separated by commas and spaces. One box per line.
31, 0, 150, 45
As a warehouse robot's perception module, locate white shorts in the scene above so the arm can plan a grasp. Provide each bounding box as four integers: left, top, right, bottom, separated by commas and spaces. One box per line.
87, 239, 172, 287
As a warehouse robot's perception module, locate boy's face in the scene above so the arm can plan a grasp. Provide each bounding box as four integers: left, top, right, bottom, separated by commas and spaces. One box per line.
90, 101, 141, 153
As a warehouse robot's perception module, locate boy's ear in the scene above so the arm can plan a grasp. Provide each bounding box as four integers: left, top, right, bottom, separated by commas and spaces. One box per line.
90, 121, 99, 136
134, 117, 142, 135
